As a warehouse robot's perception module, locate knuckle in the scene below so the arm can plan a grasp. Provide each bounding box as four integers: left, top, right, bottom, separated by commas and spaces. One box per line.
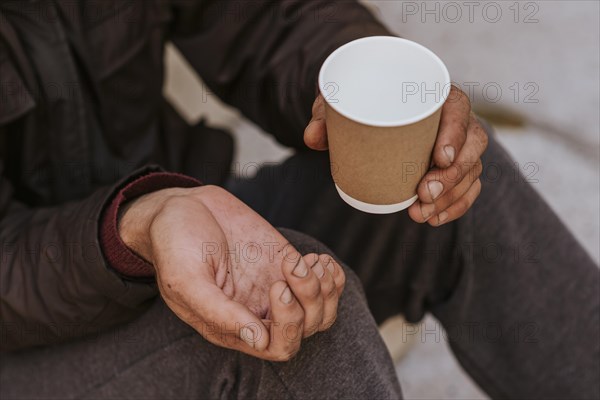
452, 85, 471, 110
304, 321, 321, 336
450, 84, 464, 99
160, 195, 194, 214
197, 184, 228, 198
446, 164, 464, 184
466, 160, 483, 183
302, 279, 323, 300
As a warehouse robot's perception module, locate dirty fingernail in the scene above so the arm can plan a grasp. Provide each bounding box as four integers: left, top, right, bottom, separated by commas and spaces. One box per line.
428, 181, 443, 200
444, 145, 455, 163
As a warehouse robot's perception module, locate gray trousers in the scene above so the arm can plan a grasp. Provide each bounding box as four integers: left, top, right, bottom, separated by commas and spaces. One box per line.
2, 130, 599, 399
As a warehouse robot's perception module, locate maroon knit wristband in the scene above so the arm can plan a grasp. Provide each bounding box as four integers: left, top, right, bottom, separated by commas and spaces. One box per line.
100, 172, 202, 278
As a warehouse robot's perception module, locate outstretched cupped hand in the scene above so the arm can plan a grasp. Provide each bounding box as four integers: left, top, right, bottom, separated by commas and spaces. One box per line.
121, 185, 345, 361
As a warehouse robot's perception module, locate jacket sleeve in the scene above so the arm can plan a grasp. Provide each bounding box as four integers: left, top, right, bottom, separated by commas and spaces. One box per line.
0, 164, 197, 352
170, 0, 393, 149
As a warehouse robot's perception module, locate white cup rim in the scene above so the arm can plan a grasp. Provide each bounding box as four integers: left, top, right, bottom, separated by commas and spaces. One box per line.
318, 36, 451, 128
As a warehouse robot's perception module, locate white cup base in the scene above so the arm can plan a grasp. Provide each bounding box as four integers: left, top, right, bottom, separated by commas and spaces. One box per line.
335, 185, 418, 214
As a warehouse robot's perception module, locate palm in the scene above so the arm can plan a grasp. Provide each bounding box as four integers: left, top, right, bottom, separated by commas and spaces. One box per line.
138, 185, 344, 359
154, 186, 289, 320
205, 188, 290, 318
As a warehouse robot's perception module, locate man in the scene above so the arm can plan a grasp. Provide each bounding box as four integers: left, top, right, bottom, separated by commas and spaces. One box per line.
0, 0, 598, 399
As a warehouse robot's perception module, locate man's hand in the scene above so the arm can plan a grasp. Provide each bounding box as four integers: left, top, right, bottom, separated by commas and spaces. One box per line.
304, 85, 488, 225
119, 185, 345, 361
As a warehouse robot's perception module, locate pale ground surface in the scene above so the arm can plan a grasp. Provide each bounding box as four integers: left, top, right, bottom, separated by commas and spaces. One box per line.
163, 1, 599, 394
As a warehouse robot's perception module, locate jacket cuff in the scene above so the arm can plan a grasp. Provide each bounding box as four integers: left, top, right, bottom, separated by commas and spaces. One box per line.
100, 171, 202, 279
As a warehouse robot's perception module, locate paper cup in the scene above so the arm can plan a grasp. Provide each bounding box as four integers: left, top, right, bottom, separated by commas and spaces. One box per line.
319, 36, 451, 214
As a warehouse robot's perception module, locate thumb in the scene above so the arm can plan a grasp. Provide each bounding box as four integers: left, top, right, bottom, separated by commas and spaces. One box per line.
194, 284, 271, 353
432, 86, 470, 168
304, 94, 328, 150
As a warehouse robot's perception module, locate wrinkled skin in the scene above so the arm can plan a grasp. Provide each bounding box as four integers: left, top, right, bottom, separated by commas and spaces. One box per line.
120, 185, 345, 361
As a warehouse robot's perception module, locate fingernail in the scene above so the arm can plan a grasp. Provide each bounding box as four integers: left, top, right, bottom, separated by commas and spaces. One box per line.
312, 261, 325, 278
428, 181, 443, 200
438, 211, 449, 224
280, 286, 293, 304
292, 258, 308, 278
420, 203, 435, 221
240, 326, 256, 348
324, 257, 335, 273
444, 145, 455, 163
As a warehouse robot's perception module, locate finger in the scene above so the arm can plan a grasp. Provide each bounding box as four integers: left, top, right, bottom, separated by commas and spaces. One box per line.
409, 159, 483, 223
304, 95, 329, 150
317, 254, 339, 331
321, 254, 346, 297
417, 116, 488, 203
430, 179, 482, 226
311, 93, 326, 120
282, 252, 324, 337
304, 119, 328, 150
175, 283, 270, 353
432, 85, 471, 169
260, 281, 305, 361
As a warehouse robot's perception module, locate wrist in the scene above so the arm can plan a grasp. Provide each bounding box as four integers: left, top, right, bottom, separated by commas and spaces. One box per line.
118, 187, 186, 265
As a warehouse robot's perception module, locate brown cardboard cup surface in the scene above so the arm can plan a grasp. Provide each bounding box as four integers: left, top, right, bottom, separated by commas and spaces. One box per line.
326, 103, 442, 205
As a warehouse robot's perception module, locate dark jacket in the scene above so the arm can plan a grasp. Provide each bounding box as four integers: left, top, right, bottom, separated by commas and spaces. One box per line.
0, 0, 391, 351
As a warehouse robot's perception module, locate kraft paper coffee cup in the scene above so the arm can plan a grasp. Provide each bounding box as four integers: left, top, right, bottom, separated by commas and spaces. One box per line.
319, 36, 451, 214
